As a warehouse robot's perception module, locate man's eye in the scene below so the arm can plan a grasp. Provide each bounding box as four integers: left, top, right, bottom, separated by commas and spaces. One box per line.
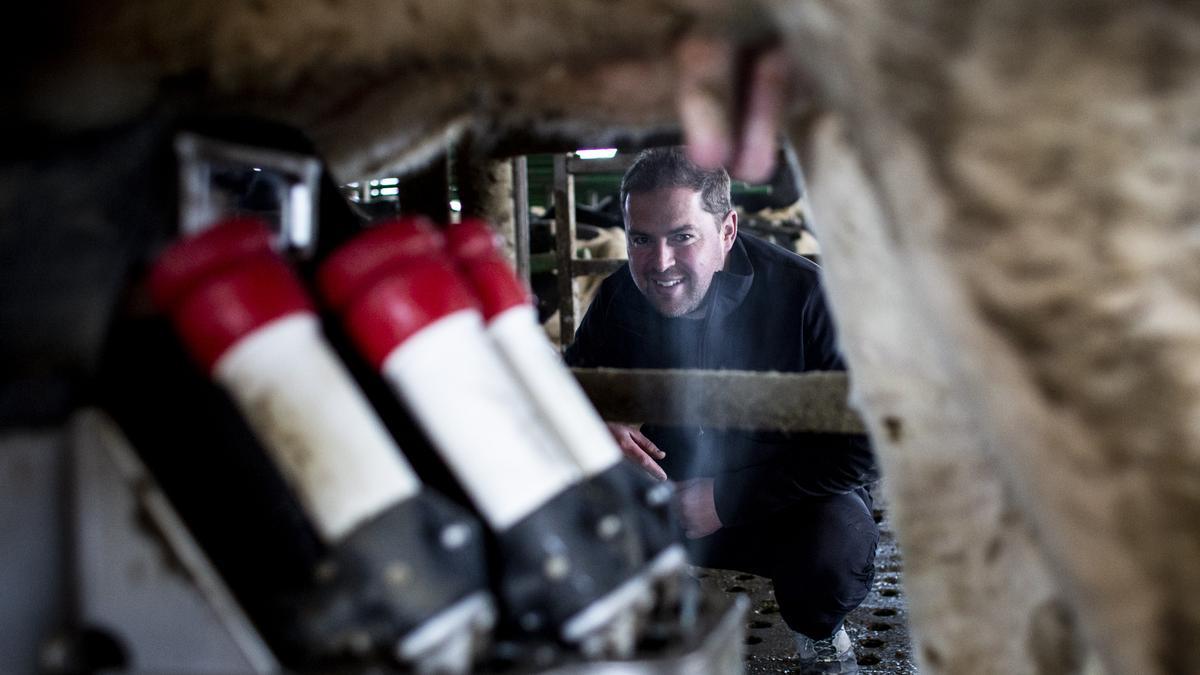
631, 236, 649, 246
673, 233, 694, 243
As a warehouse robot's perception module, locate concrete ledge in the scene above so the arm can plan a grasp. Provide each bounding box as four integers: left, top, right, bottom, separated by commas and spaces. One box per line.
571, 368, 865, 434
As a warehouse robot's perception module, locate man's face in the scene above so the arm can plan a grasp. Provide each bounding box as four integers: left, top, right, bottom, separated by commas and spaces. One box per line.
624, 187, 737, 318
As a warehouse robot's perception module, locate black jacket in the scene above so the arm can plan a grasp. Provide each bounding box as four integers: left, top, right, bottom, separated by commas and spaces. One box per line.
565, 233, 878, 526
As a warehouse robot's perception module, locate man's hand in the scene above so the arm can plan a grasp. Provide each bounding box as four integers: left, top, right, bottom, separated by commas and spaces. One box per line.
606, 422, 668, 482
673, 477, 722, 539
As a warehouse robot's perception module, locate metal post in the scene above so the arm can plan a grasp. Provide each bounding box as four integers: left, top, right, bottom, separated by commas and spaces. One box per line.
553, 154, 577, 349
512, 156, 531, 288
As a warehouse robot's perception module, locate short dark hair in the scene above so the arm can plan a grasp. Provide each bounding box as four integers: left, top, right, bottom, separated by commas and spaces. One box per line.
620, 147, 732, 227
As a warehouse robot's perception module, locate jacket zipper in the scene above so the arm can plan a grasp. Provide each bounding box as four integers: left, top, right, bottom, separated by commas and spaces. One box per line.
696, 275, 719, 438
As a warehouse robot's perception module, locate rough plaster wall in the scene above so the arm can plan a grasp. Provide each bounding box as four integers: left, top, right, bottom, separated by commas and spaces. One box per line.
33, 0, 728, 178
455, 151, 516, 267
775, 2, 1200, 673
800, 113, 1076, 675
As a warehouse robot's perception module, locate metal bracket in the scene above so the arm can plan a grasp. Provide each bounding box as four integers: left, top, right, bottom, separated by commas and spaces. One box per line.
175, 132, 322, 258
63, 409, 279, 674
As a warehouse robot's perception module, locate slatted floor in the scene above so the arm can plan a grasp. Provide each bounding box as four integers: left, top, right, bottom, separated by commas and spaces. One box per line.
694, 496, 915, 674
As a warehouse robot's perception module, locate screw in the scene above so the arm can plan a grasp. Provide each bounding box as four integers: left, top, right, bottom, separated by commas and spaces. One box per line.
543, 554, 570, 580
385, 561, 412, 587
596, 514, 623, 540
440, 522, 472, 550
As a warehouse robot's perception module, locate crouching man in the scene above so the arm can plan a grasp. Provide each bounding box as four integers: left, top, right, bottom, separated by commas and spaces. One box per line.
566, 147, 879, 674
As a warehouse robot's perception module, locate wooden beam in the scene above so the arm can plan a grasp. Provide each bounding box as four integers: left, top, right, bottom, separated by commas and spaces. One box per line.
572, 258, 626, 277
571, 368, 865, 434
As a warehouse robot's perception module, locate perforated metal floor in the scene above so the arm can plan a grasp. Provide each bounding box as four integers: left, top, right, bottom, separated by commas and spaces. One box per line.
694, 498, 915, 674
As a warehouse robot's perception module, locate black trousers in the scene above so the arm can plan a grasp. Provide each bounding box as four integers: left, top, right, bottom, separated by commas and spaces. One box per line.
685, 487, 879, 639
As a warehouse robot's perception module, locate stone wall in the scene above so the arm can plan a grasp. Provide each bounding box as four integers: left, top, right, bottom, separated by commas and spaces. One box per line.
779, 3, 1200, 673
14, 2, 1200, 672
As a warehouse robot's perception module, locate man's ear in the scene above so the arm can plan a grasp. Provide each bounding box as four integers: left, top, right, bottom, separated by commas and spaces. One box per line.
722, 210, 738, 252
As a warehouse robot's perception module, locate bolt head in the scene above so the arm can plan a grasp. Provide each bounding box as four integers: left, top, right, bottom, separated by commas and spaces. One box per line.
596, 514, 623, 539
543, 554, 570, 580
384, 561, 412, 587
440, 522, 472, 550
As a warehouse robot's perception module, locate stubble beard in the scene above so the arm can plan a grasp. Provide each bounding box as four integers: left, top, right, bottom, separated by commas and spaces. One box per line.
642, 275, 707, 318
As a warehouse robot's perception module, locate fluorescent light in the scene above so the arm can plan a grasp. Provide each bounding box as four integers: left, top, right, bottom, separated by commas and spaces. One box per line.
252, 167, 262, 172
379, 177, 400, 186
449, 199, 462, 212
575, 148, 618, 160
378, 187, 399, 196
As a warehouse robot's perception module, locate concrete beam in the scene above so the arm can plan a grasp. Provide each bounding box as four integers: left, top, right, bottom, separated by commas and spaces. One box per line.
572, 368, 864, 434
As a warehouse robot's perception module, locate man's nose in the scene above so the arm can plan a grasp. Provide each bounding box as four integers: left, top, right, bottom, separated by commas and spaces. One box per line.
653, 241, 674, 271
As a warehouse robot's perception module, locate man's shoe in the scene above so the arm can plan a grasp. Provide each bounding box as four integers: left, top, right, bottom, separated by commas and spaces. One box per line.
794, 625, 860, 674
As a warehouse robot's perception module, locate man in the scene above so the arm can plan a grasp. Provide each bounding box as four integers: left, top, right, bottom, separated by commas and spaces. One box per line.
565, 147, 879, 674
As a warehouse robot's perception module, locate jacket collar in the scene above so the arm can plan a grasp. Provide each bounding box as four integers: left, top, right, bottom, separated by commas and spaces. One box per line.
704, 235, 754, 322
